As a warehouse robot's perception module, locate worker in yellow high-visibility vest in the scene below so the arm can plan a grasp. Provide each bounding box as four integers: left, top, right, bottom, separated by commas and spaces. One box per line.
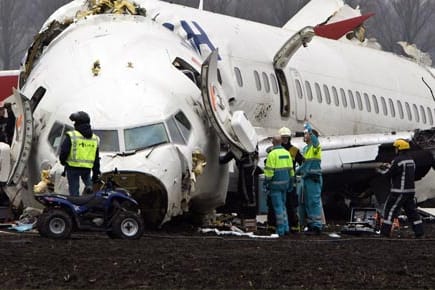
264, 135, 294, 236
296, 122, 323, 234
60, 111, 100, 196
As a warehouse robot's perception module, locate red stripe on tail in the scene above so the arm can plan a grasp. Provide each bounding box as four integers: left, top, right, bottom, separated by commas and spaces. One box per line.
314, 13, 375, 40
0, 72, 19, 101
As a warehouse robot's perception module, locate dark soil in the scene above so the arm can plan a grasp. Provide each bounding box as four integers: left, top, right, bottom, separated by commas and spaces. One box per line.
1, 219, 435, 290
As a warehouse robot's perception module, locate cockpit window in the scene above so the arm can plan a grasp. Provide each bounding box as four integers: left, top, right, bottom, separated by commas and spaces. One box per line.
48, 121, 71, 154
172, 57, 201, 88
124, 123, 169, 151
166, 111, 192, 144
174, 111, 191, 140
166, 117, 185, 144
93, 129, 119, 152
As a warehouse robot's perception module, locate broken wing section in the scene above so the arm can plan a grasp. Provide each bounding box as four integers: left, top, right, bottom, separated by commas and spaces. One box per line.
201, 50, 257, 158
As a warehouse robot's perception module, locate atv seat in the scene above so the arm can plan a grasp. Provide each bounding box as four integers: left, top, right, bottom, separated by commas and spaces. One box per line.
65, 194, 98, 205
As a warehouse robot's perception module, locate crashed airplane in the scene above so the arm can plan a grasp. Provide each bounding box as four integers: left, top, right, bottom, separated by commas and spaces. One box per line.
1, 0, 435, 227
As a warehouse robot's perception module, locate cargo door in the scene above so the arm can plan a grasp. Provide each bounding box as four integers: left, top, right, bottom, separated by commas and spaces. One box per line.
201, 50, 257, 158
7, 88, 33, 185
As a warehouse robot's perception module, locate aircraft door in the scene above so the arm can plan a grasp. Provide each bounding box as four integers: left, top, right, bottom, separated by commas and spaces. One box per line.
289, 69, 306, 121
201, 50, 258, 158
7, 88, 33, 185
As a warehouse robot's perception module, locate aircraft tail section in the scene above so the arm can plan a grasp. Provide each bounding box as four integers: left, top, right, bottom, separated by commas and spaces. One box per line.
282, 0, 344, 32
0, 70, 19, 102
313, 13, 374, 40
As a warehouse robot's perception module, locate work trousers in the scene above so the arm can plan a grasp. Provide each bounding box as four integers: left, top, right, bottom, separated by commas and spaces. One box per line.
299, 176, 323, 231
267, 189, 299, 230
66, 168, 92, 196
381, 192, 424, 237
269, 189, 289, 236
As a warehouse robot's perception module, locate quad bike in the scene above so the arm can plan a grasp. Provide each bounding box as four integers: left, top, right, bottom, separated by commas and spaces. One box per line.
35, 174, 144, 239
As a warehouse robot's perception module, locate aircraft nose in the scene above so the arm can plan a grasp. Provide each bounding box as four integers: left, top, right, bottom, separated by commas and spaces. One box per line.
102, 170, 168, 227
100, 144, 187, 227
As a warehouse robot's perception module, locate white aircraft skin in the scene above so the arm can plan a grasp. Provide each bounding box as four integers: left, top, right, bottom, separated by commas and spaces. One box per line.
4, 0, 435, 226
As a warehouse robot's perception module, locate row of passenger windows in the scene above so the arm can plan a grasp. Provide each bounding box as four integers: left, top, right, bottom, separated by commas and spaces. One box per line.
296, 80, 435, 125
234, 67, 279, 95
233, 66, 434, 126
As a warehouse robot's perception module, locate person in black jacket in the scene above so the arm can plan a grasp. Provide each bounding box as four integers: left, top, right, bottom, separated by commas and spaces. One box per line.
59, 111, 100, 196
0, 102, 16, 145
220, 148, 259, 219
378, 139, 424, 238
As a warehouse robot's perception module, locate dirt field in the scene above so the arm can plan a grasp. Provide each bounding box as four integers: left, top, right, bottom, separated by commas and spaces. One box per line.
1, 218, 435, 290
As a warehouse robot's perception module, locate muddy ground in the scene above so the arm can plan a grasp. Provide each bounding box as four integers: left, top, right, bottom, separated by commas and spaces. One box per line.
1, 217, 435, 290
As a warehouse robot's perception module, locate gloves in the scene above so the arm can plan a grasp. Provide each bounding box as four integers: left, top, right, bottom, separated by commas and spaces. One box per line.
304, 122, 312, 133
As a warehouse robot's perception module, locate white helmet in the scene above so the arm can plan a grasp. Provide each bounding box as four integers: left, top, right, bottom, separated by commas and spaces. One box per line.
278, 127, 291, 137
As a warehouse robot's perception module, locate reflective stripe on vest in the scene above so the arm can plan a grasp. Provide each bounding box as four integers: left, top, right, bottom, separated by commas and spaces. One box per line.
66, 130, 99, 168
264, 147, 294, 181
304, 145, 321, 160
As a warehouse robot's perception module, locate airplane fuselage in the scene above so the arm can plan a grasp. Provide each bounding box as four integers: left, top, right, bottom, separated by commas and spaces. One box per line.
10, 0, 435, 226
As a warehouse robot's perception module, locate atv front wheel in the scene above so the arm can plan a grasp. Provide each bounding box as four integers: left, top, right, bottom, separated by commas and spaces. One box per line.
111, 211, 144, 239
38, 209, 72, 239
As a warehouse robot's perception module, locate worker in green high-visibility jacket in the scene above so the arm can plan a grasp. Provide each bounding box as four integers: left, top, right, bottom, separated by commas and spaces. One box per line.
60, 111, 100, 196
264, 135, 294, 236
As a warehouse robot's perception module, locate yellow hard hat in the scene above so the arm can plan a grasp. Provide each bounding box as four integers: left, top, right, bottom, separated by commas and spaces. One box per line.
278, 127, 291, 137
393, 139, 410, 150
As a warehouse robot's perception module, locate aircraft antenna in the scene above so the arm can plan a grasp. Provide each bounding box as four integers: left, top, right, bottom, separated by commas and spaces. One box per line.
198, 0, 203, 10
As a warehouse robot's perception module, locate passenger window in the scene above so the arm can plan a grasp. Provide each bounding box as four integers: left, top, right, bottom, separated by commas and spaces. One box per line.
372, 95, 379, 114
305, 81, 313, 101
348, 90, 355, 109
175, 111, 192, 139
405, 102, 412, 120
315, 82, 322, 103
397, 101, 404, 119
364, 93, 371, 112
413, 104, 420, 122
380, 97, 387, 116
234, 67, 243, 87
270, 74, 278, 94
93, 129, 120, 152
427, 107, 433, 125
262, 72, 270, 93
323, 85, 331, 105
254, 71, 261, 91
420, 105, 426, 124
388, 98, 395, 117
356, 91, 363, 111
340, 88, 347, 107
332, 86, 339, 106
295, 79, 303, 99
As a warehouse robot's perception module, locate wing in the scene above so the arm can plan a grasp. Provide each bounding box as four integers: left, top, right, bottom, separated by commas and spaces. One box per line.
256, 129, 435, 208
